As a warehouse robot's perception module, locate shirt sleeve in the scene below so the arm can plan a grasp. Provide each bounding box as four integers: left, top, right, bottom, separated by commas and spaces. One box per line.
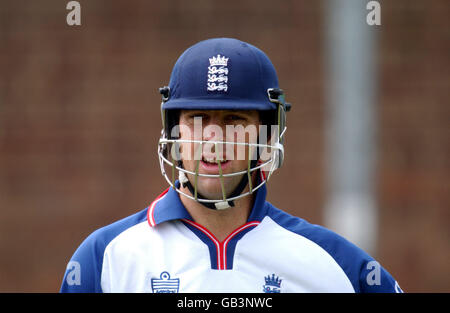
359, 258, 404, 293
60, 209, 149, 293
60, 230, 106, 293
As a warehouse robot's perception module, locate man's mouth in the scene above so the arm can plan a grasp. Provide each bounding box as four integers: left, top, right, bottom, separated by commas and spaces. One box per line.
200, 156, 231, 171
202, 156, 228, 164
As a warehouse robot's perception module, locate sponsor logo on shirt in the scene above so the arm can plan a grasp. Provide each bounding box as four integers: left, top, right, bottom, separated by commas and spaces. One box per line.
151, 271, 180, 293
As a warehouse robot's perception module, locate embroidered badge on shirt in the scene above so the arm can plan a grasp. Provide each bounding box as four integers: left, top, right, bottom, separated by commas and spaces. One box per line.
207, 54, 229, 92
151, 271, 180, 293
263, 273, 282, 293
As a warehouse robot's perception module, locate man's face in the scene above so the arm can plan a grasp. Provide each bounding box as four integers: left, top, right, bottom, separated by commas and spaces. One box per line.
177, 109, 260, 200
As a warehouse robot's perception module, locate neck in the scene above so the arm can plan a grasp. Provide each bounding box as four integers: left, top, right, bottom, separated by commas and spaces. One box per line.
179, 186, 254, 242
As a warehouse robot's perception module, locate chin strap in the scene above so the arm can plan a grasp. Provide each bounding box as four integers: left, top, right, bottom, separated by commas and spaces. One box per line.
179, 160, 258, 210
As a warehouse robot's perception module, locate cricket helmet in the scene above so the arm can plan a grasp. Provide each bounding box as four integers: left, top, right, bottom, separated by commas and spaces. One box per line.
157, 38, 290, 209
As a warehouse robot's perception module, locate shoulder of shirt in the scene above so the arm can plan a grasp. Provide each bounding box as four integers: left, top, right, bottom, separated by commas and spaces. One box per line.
80, 208, 149, 254
265, 202, 397, 293
60, 208, 148, 292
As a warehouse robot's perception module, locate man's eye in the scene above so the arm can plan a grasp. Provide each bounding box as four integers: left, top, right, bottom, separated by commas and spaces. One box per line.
227, 115, 246, 121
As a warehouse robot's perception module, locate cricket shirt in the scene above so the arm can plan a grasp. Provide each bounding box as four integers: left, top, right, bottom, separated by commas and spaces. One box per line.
60, 183, 403, 293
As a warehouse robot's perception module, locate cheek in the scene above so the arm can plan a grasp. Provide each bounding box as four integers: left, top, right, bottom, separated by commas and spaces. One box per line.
179, 142, 196, 162
178, 124, 194, 159
178, 123, 192, 140
227, 127, 259, 161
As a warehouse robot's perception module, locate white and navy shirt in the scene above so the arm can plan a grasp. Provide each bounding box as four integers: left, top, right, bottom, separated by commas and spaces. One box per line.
60, 184, 402, 293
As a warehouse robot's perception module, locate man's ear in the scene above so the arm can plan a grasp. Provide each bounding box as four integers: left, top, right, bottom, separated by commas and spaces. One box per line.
166, 109, 181, 139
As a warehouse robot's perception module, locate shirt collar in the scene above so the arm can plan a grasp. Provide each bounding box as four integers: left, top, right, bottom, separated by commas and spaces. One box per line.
147, 182, 269, 227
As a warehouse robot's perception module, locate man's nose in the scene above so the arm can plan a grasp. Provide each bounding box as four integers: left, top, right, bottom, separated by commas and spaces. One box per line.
202, 118, 226, 141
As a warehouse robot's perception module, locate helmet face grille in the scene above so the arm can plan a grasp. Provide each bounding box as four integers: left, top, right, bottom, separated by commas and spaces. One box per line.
157, 88, 288, 205
157, 135, 285, 205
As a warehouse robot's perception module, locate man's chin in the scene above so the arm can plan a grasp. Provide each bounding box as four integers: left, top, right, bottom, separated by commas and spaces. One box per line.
182, 173, 247, 199
187, 181, 236, 200
195, 186, 228, 200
